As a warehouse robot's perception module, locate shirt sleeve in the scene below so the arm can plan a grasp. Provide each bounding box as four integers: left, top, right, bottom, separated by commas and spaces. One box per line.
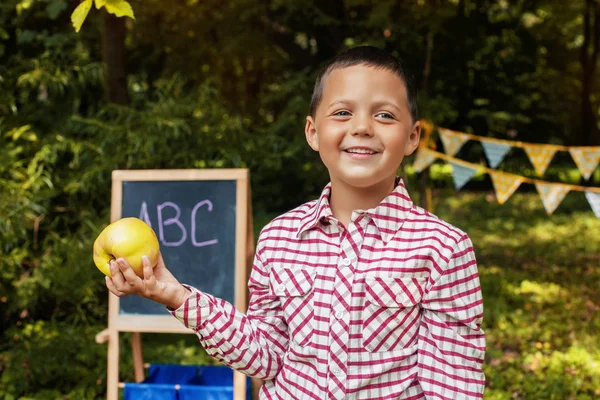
169, 250, 288, 380
417, 234, 486, 399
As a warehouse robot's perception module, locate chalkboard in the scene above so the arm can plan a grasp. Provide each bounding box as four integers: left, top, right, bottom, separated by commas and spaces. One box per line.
119, 180, 237, 316
98, 169, 253, 400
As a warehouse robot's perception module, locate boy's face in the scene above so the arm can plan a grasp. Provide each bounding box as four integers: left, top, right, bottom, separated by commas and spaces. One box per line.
305, 65, 420, 190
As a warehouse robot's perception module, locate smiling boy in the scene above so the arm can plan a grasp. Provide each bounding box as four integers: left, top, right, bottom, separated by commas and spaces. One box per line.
106, 46, 486, 399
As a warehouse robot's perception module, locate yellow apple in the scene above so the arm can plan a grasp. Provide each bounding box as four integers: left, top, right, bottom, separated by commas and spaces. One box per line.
93, 217, 160, 277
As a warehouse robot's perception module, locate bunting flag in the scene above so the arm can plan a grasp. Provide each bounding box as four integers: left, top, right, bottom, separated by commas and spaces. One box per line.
585, 192, 600, 218
481, 140, 512, 168
489, 171, 524, 204
439, 128, 469, 156
418, 122, 600, 218
568, 148, 600, 180
412, 149, 437, 173
535, 182, 570, 215
524, 144, 559, 176
450, 162, 478, 190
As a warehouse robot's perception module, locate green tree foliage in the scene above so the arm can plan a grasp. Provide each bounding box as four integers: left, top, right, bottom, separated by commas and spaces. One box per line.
1, 0, 599, 398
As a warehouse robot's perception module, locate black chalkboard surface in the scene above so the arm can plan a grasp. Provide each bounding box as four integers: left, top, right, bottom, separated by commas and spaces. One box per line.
119, 180, 236, 315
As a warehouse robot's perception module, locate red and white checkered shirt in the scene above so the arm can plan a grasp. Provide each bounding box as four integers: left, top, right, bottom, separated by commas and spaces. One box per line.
171, 180, 486, 399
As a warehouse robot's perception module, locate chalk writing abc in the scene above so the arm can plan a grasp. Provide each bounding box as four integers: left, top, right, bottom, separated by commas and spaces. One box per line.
137, 200, 218, 248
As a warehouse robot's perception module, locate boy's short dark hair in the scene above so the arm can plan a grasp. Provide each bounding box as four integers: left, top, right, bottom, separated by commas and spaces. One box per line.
309, 46, 418, 123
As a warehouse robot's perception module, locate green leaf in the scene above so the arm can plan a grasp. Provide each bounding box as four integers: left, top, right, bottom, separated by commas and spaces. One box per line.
16, 0, 34, 15
6, 125, 33, 141
46, 0, 67, 20
103, 0, 135, 19
71, 0, 93, 33
16, 30, 36, 44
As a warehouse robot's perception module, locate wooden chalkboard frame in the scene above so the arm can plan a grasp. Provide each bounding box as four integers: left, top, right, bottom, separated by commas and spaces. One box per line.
95, 169, 254, 400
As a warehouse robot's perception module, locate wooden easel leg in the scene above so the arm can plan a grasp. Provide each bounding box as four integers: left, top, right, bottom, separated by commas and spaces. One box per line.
131, 332, 144, 383
107, 330, 119, 400
426, 187, 434, 212
233, 371, 246, 400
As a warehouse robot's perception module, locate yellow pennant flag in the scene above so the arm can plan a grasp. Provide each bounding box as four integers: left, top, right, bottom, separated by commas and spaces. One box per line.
535, 183, 570, 215
489, 171, 524, 205
439, 128, 470, 156
524, 144, 559, 176
568, 147, 600, 180
412, 149, 437, 173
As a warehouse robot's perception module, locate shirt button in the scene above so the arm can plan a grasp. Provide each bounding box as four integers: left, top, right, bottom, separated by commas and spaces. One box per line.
198, 297, 208, 308
395, 294, 405, 303
335, 310, 344, 319
341, 258, 351, 266
332, 368, 342, 376
276, 284, 286, 293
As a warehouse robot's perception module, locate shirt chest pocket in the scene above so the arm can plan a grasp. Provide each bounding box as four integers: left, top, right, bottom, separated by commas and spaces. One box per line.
362, 276, 426, 353
269, 266, 316, 347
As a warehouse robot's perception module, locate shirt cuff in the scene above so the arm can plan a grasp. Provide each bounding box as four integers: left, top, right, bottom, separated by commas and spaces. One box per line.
168, 284, 213, 332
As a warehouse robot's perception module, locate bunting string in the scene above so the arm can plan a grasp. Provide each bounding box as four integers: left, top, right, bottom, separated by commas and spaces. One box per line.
419, 148, 600, 195
420, 122, 600, 178
428, 126, 600, 153
415, 121, 600, 215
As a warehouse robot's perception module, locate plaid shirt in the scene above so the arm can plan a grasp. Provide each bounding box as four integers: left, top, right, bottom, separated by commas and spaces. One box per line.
171, 180, 485, 399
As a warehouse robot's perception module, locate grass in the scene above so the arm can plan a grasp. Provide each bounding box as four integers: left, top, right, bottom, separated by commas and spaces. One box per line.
432, 189, 600, 399
135, 189, 600, 399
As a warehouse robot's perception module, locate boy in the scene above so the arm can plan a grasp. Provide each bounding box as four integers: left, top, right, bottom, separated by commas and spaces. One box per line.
106, 46, 486, 399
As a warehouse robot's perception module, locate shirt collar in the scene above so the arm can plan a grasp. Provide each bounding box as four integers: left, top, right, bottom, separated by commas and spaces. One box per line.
297, 183, 334, 237
296, 178, 414, 244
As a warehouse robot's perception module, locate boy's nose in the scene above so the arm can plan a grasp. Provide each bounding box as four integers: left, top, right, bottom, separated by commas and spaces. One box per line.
351, 116, 374, 137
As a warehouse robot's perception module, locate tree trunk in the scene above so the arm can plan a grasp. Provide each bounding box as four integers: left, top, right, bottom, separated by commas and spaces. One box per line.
102, 13, 129, 104
418, 29, 435, 210
580, 0, 600, 147
422, 30, 434, 92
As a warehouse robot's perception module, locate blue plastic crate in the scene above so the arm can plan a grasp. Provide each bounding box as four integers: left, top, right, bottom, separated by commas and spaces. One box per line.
123, 364, 251, 400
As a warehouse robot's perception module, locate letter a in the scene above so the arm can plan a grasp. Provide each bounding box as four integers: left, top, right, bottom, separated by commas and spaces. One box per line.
138, 201, 152, 228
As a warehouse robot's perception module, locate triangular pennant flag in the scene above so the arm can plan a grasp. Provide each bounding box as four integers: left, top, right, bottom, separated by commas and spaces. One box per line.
568, 148, 600, 180
524, 144, 558, 176
535, 182, 570, 215
481, 140, 512, 168
584, 192, 600, 218
489, 171, 524, 204
412, 149, 437, 173
439, 128, 470, 156
450, 162, 477, 190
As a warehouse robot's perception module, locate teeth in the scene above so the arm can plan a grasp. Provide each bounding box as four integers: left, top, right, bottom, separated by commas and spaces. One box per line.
346, 148, 376, 154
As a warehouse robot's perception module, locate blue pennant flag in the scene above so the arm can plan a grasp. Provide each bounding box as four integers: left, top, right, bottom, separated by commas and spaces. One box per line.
450, 162, 477, 190
481, 140, 511, 168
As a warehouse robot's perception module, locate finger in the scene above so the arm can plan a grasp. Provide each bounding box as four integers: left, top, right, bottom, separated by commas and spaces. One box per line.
109, 260, 126, 287
105, 276, 127, 297
142, 256, 157, 288
110, 260, 133, 293
157, 252, 165, 266
117, 258, 143, 285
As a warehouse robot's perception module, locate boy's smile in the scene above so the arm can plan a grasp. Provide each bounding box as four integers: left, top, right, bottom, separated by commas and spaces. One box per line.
344, 145, 379, 159
305, 65, 420, 191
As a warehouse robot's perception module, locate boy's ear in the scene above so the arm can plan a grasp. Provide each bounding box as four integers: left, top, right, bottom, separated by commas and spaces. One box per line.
305, 116, 319, 151
404, 120, 421, 156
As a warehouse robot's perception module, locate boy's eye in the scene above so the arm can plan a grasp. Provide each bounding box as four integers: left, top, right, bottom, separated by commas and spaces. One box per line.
333, 110, 351, 116
376, 112, 395, 119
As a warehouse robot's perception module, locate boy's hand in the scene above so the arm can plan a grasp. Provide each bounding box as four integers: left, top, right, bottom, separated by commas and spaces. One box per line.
105, 253, 191, 310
